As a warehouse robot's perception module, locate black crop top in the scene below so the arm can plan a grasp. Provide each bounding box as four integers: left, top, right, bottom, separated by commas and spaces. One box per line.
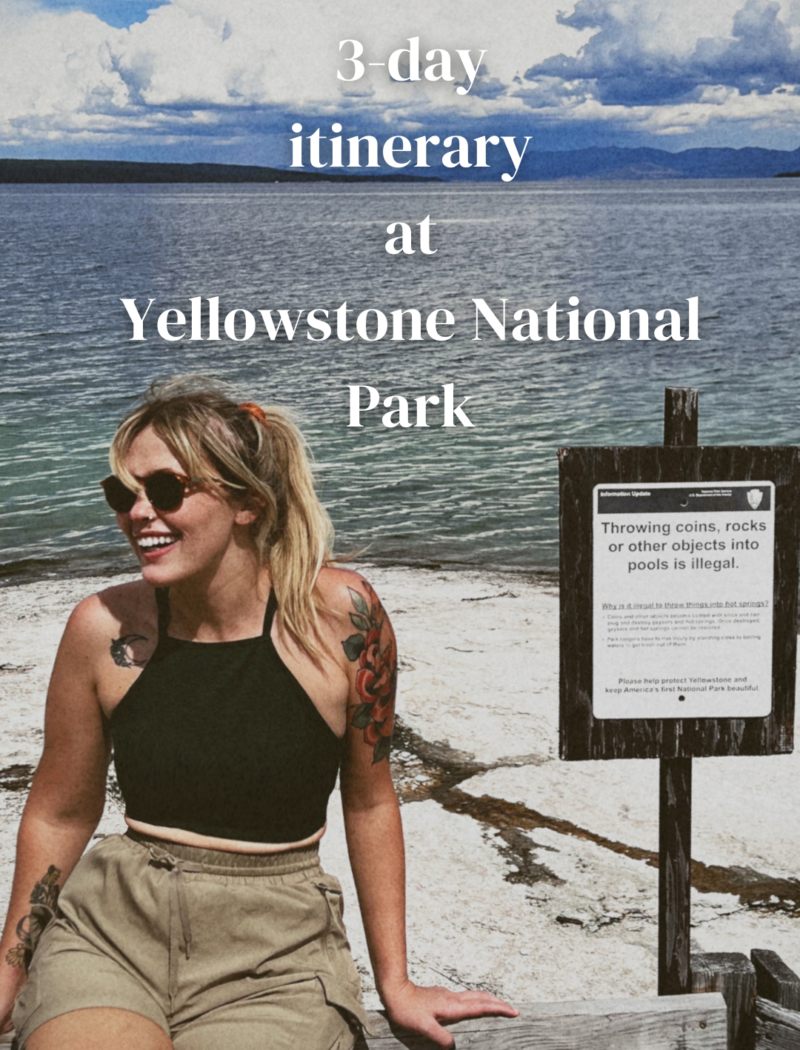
110, 588, 344, 843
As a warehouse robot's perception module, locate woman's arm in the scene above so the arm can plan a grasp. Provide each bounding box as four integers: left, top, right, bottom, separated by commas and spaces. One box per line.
338, 576, 517, 1049
0, 597, 111, 1032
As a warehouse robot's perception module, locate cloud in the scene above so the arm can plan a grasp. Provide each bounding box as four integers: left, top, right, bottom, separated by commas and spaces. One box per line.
1, 0, 800, 156
694, 0, 800, 91
0, 0, 585, 139
526, 0, 800, 104
0, 5, 127, 130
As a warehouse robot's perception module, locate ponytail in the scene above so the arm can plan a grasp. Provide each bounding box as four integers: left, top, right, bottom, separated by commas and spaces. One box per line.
249, 407, 334, 655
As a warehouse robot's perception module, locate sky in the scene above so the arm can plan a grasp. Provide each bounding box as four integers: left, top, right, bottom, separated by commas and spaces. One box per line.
2, 0, 800, 164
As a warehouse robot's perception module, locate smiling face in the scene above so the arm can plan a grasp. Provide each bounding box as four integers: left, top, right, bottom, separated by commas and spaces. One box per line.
117, 425, 258, 588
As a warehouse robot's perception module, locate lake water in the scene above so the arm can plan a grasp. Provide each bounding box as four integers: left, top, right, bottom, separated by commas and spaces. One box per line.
1, 180, 799, 580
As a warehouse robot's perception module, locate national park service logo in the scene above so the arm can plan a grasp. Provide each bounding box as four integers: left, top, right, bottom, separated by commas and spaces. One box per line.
746, 488, 764, 510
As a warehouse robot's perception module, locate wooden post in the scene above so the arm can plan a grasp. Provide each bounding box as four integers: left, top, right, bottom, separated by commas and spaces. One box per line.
659, 387, 698, 996
751, 949, 800, 1011
659, 757, 692, 994
663, 387, 698, 448
691, 953, 756, 1050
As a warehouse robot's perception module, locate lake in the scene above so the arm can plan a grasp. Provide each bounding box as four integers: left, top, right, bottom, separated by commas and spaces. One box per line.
1, 179, 798, 579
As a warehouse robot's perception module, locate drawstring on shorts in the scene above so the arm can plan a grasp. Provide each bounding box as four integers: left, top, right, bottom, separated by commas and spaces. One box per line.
136, 835, 321, 1013
146, 844, 195, 1010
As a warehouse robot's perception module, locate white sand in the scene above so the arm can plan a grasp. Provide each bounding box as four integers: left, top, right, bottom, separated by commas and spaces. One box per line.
0, 564, 798, 1008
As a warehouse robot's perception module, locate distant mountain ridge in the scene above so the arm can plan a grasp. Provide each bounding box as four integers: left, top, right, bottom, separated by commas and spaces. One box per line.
2, 146, 800, 183
510, 144, 800, 180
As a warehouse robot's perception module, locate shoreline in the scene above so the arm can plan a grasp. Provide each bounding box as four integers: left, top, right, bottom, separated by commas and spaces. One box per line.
1, 564, 798, 1005
0, 552, 559, 590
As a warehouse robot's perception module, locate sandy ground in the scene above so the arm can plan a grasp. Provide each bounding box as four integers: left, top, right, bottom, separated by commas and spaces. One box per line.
0, 564, 798, 1010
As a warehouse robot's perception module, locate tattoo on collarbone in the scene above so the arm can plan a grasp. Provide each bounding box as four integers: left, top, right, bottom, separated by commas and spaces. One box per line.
342, 582, 396, 764
4, 865, 61, 971
110, 633, 149, 668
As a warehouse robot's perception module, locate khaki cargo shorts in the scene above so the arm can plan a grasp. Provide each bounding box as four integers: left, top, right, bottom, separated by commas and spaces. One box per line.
13, 831, 372, 1050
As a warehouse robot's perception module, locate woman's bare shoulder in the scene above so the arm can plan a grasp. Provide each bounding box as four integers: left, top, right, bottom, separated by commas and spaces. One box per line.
315, 565, 387, 619
46, 581, 157, 699
315, 567, 394, 670
65, 579, 156, 645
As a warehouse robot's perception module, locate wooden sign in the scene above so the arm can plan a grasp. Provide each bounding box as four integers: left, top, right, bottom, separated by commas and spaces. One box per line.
559, 445, 800, 762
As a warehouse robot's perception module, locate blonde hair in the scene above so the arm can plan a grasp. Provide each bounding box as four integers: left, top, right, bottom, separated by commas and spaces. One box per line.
109, 376, 334, 658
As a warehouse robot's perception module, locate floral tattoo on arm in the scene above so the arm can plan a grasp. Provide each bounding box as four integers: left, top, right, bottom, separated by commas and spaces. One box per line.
5, 865, 61, 971
342, 582, 396, 764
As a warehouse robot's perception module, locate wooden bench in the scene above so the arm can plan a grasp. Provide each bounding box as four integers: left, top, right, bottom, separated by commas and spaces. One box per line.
357, 992, 728, 1049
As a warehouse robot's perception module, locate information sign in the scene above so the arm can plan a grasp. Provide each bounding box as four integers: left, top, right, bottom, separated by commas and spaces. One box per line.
558, 444, 800, 761
593, 482, 774, 719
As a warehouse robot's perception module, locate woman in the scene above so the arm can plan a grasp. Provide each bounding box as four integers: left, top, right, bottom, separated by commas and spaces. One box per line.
0, 378, 516, 1050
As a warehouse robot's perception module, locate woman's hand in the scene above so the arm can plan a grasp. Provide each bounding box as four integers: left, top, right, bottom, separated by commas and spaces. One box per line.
1, 996, 17, 1036
381, 979, 519, 1048
0, 964, 25, 1035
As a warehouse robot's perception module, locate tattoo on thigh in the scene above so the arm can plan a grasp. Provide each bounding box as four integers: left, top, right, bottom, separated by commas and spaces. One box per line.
110, 634, 149, 668
4, 865, 61, 971
342, 582, 396, 764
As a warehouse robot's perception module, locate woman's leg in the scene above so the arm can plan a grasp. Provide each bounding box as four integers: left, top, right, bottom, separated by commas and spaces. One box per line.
171, 978, 356, 1050
26, 1008, 173, 1050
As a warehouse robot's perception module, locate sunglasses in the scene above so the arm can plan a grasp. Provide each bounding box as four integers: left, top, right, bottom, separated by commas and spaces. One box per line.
100, 471, 206, 514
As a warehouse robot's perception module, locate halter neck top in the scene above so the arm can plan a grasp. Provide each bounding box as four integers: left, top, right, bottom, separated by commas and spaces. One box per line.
110, 588, 344, 843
